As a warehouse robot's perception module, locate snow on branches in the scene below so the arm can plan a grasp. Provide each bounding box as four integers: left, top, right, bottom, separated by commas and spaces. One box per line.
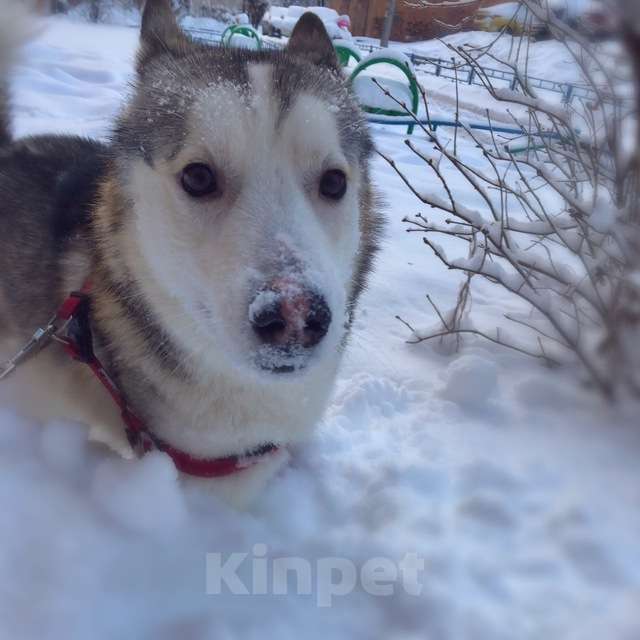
380, 0, 640, 400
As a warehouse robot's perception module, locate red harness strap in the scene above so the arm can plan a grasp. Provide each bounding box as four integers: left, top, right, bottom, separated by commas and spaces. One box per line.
56, 285, 278, 478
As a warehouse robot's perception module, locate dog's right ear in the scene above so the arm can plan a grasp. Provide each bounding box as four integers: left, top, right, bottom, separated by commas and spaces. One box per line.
287, 13, 339, 70
137, 0, 185, 72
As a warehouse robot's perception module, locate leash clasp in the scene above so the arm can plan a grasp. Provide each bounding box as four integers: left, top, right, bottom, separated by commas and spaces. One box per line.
0, 315, 58, 381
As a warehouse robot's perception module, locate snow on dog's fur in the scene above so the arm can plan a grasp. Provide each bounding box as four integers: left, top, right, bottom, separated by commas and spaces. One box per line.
0, 1, 382, 506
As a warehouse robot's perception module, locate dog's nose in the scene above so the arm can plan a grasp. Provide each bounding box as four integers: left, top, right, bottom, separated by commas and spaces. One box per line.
251, 289, 332, 348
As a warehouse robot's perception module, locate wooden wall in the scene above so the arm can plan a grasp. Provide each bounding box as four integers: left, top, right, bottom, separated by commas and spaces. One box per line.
329, 0, 490, 42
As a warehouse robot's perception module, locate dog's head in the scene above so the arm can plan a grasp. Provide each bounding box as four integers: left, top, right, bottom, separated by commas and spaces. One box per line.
112, 1, 381, 381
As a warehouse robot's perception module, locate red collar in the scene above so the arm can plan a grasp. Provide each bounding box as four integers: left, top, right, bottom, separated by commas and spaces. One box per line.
55, 283, 279, 478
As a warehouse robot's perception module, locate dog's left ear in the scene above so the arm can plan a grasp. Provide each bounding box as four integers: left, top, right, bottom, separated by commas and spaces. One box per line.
287, 13, 339, 71
137, 0, 186, 73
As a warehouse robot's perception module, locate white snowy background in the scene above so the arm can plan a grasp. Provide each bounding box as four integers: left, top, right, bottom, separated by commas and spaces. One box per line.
1, 15, 640, 640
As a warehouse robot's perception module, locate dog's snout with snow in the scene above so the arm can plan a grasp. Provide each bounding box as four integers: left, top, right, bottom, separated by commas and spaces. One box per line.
250, 276, 332, 372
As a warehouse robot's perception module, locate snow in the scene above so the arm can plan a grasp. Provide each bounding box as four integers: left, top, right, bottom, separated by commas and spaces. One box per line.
267, 4, 351, 39
288, 6, 338, 22
2, 16, 640, 640
227, 33, 260, 51
353, 76, 415, 113
347, 30, 594, 128
351, 50, 417, 112
180, 15, 230, 34
66, 2, 141, 27
334, 39, 361, 55
362, 47, 416, 72
549, 0, 598, 17
357, 30, 584, 86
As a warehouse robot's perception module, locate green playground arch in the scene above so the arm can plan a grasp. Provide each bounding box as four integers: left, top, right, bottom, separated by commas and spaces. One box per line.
349, 54, 420, 135
334, 43, 362, 67
221, 24, 262, 50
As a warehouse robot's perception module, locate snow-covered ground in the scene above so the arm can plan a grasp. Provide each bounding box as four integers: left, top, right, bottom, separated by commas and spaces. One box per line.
2, 17, 640, 640
353, 28, 596, 121
363, 29, 582, 84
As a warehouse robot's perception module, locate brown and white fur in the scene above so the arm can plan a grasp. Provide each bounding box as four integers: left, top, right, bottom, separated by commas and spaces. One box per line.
0, 0, 383, 506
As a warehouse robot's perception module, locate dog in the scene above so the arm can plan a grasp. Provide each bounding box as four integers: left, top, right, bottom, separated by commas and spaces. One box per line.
0, 0, 382, 506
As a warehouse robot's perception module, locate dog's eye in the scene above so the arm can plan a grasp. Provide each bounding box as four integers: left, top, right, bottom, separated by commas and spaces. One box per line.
180, 163, 218, 197
319, 169, 347, 201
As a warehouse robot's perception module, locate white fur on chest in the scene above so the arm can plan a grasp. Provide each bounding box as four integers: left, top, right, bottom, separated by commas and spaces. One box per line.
0, 334, 131, 454
0, 334, 292, 508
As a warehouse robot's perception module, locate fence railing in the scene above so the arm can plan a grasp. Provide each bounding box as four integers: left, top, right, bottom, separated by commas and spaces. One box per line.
185, 26, 597, 105
351, 39, 597, 104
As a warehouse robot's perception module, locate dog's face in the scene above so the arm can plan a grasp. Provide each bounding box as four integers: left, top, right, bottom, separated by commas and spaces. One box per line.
112, 5, 380, 384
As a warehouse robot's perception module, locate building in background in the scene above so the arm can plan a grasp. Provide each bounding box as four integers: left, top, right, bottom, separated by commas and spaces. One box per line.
327, 0, 506, 42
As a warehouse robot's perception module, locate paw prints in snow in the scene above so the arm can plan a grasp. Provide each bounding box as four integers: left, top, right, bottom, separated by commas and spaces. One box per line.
440, 354, 501, 416
456, 461, 523, 531
330, 374, 412, 423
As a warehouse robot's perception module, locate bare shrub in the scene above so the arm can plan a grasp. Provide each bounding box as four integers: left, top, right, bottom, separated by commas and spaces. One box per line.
378, 0, 640, 400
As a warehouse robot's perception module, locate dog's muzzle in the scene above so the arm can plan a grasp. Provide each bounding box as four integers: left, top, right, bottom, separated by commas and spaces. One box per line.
249, 278, 332, 373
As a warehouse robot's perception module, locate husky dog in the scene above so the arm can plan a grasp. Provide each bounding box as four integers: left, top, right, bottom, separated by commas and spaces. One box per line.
0, 0, 382, 505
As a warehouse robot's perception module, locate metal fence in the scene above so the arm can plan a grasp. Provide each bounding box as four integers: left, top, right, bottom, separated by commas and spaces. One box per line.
352, 40, 597, 105
186, 26, 597, 105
